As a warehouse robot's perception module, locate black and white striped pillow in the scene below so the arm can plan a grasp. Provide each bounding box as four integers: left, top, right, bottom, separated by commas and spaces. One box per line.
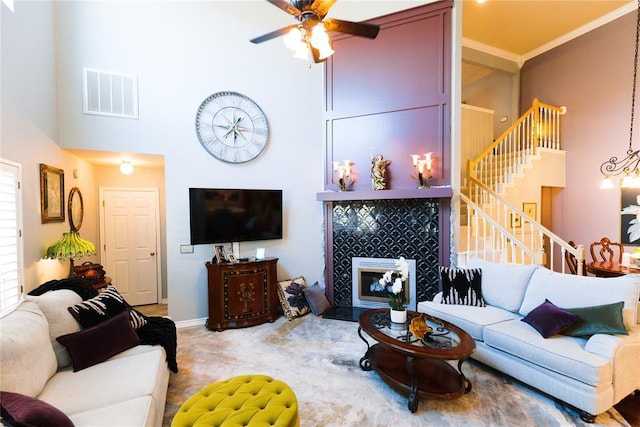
439, 267, 485, 307
68, 284, 147, 329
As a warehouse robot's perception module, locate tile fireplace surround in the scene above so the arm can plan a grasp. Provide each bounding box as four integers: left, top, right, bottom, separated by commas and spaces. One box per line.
325, 197, 446, 309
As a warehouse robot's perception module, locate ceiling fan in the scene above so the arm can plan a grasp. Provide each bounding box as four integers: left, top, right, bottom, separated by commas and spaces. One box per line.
250, 0, 380, 63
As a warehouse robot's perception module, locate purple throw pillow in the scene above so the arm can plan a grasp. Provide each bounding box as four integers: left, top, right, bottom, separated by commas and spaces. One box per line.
521, 299, 581, 338
0, 391, 74, 427
57, 310, 139, 371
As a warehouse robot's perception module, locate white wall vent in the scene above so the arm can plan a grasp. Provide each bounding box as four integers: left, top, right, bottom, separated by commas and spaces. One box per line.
83, 67, 138, 119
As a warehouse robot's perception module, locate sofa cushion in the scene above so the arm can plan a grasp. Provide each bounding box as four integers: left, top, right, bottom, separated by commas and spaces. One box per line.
466, 257, 538, 312
303, 282, 332, 316
0, 391, 74, 427
418, 298, 521, 341
521, 299, 581, 338
562, 301, 628, 337
57, 310, 140, 371
25, 289, 83, 369
0, 301, 57, 397
277, 276, 311, 320
67, 284, 147, 330
483, 318, 612, 387
38, 345, 167, 417
439, 266, 485, 306
67, 395, 157, 427
519, 268, 640, 331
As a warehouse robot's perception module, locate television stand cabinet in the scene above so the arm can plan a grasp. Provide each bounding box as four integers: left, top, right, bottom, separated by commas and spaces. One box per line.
205, 258, 279, 331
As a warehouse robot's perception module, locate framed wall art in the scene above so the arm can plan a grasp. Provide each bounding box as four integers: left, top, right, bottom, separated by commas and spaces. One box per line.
621, 188, 640, 244
40, 163, 65, 223
522, 202, 537, 221
510, 213, 522, 228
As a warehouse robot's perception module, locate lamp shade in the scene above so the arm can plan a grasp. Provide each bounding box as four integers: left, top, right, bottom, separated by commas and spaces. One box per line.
45, 231, 96, 260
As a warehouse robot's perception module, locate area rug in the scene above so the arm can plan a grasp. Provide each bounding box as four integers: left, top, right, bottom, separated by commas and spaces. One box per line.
163, 314, 630, 427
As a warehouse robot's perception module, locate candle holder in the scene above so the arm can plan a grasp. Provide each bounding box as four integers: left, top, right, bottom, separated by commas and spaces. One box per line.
333, 160, 353, 191
410, 153, 433, 189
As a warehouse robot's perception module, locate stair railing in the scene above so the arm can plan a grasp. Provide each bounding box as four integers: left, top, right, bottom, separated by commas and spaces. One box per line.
467, 98, 566, 193
462, 177, 585, 274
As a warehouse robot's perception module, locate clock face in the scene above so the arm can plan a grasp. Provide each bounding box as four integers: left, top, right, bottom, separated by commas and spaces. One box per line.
195, 91, 269, 164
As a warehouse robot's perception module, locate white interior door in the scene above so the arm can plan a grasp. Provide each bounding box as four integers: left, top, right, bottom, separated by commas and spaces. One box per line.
100, 188, 161, 306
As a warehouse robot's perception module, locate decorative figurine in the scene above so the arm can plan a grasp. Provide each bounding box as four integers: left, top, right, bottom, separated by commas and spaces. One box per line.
371, 154, 391, 190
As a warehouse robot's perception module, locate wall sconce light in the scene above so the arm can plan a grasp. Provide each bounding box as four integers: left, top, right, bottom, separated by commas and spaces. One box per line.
333, 160, 352, 191
410, 152, 433, 189
120, 160, 134, 175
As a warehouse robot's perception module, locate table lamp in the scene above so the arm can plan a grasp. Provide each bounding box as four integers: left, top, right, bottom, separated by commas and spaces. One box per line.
45, 231, 96, 278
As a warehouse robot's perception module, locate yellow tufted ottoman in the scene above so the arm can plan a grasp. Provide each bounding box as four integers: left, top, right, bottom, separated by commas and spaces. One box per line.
171, 375, 300, 427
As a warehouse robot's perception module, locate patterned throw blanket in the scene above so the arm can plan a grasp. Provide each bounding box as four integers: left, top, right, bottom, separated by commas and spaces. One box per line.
29, 278, 178, 373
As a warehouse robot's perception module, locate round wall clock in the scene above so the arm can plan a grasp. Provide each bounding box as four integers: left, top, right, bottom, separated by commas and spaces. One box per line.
195, 91, 269, 164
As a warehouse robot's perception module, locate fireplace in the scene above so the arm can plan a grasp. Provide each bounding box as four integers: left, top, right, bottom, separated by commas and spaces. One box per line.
352, 257, 417, 310
325, 198, 445, 310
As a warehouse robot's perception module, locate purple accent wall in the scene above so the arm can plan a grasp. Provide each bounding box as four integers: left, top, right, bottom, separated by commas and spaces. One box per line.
520, 11, 636, 252
319, 2, 453, 304
323, 2, 452, 192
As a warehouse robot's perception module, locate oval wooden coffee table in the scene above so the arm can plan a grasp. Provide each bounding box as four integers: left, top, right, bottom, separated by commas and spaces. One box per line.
358, 308, 475, 413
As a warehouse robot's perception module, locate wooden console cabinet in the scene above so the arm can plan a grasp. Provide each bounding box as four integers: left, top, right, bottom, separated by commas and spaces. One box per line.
205, 258, 279, 331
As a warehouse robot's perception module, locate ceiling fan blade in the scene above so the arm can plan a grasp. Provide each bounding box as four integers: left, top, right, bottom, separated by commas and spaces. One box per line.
310, 0, 337, 19
250, 25, 298, 44
266, 0, 302, 18
323, 18, 380, 39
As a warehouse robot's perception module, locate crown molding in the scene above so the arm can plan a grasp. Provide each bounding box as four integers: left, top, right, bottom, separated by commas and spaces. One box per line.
463, 1, 636, 68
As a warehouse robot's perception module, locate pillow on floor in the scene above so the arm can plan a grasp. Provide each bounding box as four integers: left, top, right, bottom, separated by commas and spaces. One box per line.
440, 266, 485, 307
0, 391, 74, 427
67, 284, 147, 329
277, 276, 311, 320
303, 282, 331, 316
561, 301, 628, 336
57, 310, 140, 371
521, 299, 581, 338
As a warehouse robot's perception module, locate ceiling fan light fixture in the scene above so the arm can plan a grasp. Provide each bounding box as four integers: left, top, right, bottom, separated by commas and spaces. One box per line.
284, 27, 303, 50
310, 24, 334, 60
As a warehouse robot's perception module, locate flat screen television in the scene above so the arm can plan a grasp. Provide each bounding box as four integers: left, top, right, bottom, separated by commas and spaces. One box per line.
189, 188, 283, 245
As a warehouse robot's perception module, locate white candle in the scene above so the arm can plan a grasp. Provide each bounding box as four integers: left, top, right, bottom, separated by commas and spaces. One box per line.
425, 152, 433, 171
410, 154, 419, 166
622, 252, 632, 266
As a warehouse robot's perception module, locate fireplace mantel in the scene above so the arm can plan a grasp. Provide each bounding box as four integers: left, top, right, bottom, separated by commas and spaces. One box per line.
316, 186, 452, 202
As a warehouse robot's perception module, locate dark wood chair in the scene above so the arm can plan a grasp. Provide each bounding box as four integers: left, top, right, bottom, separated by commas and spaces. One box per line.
565, 240, 586, 275
590, 237, 624, 264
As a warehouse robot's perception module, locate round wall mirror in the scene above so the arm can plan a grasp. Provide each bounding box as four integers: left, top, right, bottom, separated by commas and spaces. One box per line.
68, 187, 84, 232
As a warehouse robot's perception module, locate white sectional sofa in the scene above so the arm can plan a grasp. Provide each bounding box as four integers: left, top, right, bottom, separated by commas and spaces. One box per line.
417, 258, 640, 422
0, 289, 170, 427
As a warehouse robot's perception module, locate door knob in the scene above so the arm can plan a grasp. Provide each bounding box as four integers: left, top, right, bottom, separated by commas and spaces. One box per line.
150, 251, 156, 256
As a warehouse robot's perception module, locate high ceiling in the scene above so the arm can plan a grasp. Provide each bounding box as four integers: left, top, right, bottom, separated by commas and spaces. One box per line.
69, 0, 637, 168
462, 0, 634, 61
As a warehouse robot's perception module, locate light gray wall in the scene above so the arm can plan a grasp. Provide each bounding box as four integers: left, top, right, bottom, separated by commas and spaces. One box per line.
1, 1, 100, 288
520, 10, 635, 252
52, 1, 327, 321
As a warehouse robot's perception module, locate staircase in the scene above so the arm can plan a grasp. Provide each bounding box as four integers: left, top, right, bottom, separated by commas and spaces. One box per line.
459, 98, 585, 274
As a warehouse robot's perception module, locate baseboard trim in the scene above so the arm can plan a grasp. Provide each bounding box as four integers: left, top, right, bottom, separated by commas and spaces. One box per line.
175, 317, 207, 329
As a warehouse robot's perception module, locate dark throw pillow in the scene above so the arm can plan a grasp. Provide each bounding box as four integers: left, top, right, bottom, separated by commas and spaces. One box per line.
277, 276, 311, 320
561, 301, 628, 337
67, 284, 147, 329
521, 299, 581, 338
440, 266, 485, 307
303, 282, 332, 316
0, 391, 74, 427
57, 310, 140, 371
